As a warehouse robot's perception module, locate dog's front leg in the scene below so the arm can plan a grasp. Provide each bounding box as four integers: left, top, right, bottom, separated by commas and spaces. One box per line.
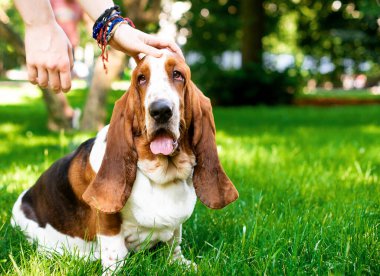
168, 225, 196, 269
95, 213, 128, 273
98, 233, 128, 272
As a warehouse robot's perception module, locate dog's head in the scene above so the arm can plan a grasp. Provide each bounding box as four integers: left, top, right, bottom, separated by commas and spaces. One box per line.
83, 51, 238, 213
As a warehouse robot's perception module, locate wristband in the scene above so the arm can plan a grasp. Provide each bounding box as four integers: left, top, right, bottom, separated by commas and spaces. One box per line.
92, 6, 135, 73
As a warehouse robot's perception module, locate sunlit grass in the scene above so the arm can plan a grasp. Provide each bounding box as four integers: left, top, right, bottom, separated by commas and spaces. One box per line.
0, 83, 40, 104
0, 86, 379, 274
298, 89, 380, 100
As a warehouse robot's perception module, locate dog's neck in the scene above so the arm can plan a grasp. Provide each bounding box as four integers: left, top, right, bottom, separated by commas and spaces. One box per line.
135, 135, 196, 185
137, 153, 195, 185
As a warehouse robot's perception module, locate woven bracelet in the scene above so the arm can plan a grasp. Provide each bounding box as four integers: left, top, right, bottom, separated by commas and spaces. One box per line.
92, 5, 120, 37
92, 5, 135, 73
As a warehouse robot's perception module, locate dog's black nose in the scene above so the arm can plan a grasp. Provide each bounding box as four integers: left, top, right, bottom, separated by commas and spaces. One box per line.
149, 99, 173, 123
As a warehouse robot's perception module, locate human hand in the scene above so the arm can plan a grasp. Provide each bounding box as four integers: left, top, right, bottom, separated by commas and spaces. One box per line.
109, 23, 184, 62
25, 22, 74, 93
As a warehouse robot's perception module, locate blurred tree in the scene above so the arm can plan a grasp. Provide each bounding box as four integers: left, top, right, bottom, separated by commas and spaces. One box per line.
180, 0, 297, 105
180, 0, 380, 104
242, 0, 263, 65
296, 0, 380, 83
180, 0, 241, 61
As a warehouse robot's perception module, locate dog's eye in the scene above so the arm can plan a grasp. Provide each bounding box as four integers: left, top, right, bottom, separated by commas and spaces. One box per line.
173, 70, 184, 82
137, 74, 146, 85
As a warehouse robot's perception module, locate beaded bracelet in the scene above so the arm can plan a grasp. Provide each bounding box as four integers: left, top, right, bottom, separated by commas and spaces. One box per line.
92, 5, 135, 72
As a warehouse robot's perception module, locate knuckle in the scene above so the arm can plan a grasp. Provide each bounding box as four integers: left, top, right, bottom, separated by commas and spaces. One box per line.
46, 63, 58, 71
58, 62, 70, 72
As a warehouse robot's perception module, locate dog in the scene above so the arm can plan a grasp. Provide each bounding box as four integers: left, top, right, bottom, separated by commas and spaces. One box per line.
11, 51, 239, 271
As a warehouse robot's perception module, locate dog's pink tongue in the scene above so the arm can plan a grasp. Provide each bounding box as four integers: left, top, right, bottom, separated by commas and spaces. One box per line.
150, 136, 174, 155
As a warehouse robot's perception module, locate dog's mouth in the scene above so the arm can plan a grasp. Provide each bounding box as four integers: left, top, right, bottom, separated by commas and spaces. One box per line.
149, 129, 178, 156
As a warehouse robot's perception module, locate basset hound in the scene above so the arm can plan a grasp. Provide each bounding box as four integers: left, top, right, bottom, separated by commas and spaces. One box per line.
11, 51, 238, 271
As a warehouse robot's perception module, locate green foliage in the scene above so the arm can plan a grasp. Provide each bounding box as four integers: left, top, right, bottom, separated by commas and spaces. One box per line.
181, 0, 380, 92
192, 62, 302, 105
296, 1, 380, 65
1, 87, 380, 274
180, 0, 241, 58
0, 2, 25, 74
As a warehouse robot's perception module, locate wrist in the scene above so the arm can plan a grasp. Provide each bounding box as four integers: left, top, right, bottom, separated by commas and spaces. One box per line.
15, 0, 56, 27
25, 20, 58, 34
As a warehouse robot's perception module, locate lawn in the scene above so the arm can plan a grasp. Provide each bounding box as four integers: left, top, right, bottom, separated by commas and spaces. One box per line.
296, 89, 380, 101
0, 86, 380, 274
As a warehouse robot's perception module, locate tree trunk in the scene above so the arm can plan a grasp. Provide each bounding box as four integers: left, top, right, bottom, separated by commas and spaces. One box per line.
241, 0, 264, 66
42, 89, 72, 130
0, 20, 72, 131
81, 0, 162, 131
122, 0, 161, 29
81, 49, 125, 131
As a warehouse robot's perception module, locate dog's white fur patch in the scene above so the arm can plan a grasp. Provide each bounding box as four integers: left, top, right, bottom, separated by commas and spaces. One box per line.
11, 190, 99, 258
122, 169, 196, 251
144, 54, 181, 140
90, 125, 196, 251
89, 124, 109, 173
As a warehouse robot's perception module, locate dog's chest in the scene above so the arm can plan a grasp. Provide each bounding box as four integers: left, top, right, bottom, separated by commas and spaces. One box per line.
89, 125, 197, 249
121, 170, 196, 249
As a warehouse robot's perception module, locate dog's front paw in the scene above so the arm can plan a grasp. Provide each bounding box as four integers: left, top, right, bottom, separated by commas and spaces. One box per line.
171, 245, 197, 270
101, 247, 128, 273
173, 255, 197, 270
99, 235, 128, 273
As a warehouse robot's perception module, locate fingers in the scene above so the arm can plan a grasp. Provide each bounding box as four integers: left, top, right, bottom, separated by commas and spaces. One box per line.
60, 68, 72, 93
110, 24, 184, 59
137, 43, 164, 59
145, 35, 184, 59
27, 65, 38, 85
27, 56, 72, 93
24, 23, 73, 92
37, 67, 48, 88
31, 64, 72, 93
48, 69, 61, 92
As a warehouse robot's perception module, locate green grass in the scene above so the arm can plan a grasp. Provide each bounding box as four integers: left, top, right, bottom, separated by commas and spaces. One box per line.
297, 89, 380, 100
1, 86, 380, 274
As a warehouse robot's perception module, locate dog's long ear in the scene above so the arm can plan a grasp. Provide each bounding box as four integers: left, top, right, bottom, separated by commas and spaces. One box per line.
83, 90, 138, 214
187, 81, 238, 209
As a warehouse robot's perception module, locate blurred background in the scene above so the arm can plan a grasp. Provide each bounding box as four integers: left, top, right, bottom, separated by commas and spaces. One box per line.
1, 2, 380, 273
0, 0, 379, 130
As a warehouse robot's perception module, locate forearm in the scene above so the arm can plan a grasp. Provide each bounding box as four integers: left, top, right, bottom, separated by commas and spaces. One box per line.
14, 0, 55, 26
77, 0, 115, 21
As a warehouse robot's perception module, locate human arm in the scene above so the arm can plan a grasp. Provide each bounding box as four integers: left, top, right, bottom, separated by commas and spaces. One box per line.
15, 0, 183, 92
14, 0, 73, 92
77, 0, 184, 61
